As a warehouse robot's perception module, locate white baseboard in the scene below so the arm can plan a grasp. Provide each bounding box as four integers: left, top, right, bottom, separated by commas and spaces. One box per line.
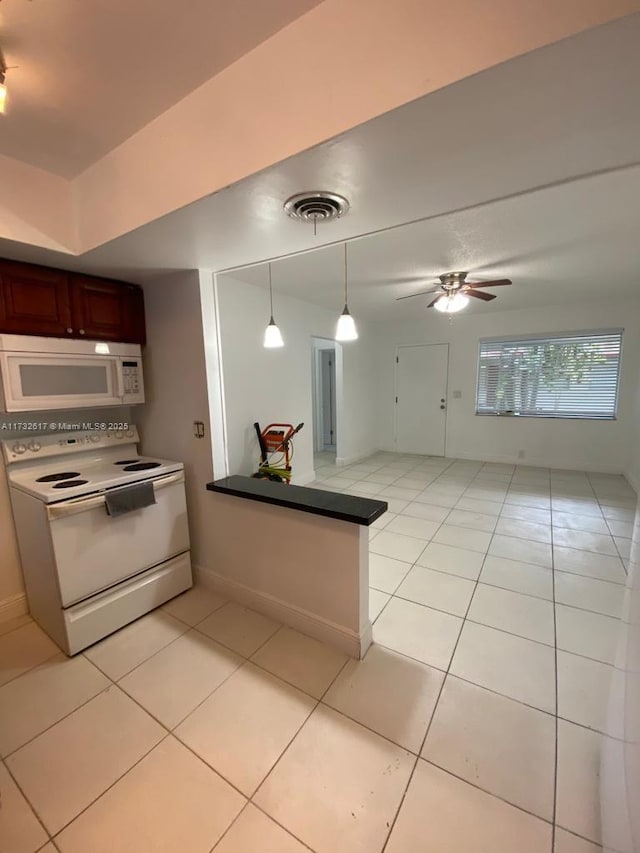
625, 469, 640, 495
360, 618, 373, 658
375, 445, 629, 476
0, 593, 28, 623
446, 449, 627, 475
195, 564, 368, 658
336, 448, 378, 467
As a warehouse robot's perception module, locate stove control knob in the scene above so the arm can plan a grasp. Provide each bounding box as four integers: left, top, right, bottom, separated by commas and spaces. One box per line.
115, 430, 124, 439
12, 442, 27, 455
125, 429, 134, 438
89, 434, 100, 443
27, 441, 41, 452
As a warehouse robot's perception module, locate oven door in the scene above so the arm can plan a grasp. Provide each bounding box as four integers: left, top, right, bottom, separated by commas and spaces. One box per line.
0, 352, 123, 412
46, 472, 190, 606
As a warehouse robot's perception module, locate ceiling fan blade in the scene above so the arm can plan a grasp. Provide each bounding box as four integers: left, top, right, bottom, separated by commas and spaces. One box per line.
468, 290, 497, 301
466, 278, 512, 288
426, 297, 441, 308
395, 288, 441, 301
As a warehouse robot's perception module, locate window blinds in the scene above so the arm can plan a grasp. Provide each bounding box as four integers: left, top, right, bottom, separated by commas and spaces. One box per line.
476, 330, 622, 419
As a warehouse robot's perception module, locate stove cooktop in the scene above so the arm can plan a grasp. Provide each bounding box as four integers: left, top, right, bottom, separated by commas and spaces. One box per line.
36, 472, 80, 483
8, 448, 183, 503
53, 479, 89, 489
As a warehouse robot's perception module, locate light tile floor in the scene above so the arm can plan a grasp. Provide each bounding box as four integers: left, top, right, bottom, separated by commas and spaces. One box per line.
0, 452, 634, 852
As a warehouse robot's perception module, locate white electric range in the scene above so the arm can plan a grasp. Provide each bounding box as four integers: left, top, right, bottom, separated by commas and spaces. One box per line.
3, 427, 192, 654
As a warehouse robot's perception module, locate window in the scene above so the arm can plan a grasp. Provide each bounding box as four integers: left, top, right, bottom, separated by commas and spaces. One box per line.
476, 330, 623, 419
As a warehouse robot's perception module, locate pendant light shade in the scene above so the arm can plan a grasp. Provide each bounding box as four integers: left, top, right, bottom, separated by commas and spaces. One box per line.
263, 263, 284, 348
336, 306, 358, 341
264, 318, 284, 348
335, 243, 358, 342
434, 292, 469, 314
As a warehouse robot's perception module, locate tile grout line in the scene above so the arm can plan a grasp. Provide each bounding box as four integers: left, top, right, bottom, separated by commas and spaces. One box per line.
47, 732, 174, 844
388, 593, 619, 664
174, 640, 353, 822
378, 459, 519, 851
6, 605, 361, 836
233, 655, 354, 846
208, 800, 318, 853
367, 631, 626, 741
2, 755, 53, 847
2, 678, 116, 761
0, 648, 60, 690
2, 600, 229, 763
3, 599, 262, 842
373, 466, 466, 849
550, 487, 560, 853
3, 454, 632, 850
371, 560, 620, 667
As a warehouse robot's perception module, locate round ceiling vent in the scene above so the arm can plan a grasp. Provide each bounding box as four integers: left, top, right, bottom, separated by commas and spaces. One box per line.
283, 191, 350, 224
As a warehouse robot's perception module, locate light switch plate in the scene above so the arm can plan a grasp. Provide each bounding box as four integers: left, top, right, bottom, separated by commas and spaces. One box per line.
452, 390, 462, 399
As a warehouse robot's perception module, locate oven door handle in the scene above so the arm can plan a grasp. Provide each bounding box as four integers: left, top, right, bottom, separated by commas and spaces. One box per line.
46, 471, 185, 520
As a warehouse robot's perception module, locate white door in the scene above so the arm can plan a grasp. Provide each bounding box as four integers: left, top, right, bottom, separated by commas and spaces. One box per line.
395, 344, 449, 455
321, 349, 336, 449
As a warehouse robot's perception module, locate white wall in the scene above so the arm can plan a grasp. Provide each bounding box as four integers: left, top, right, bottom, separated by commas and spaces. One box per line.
601, 383, 640, 853
216, 275, 377, 482
629, 368, 640, 493
137, 270, 216, 572
375, 299, 640, 472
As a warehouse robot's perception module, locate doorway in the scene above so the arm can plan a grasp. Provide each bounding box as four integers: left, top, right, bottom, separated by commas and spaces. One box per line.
312, 338, 338, 455
395, 343, 449, 456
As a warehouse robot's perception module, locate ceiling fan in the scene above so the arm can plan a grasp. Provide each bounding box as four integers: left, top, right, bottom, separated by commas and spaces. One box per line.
396, 272, 512, 313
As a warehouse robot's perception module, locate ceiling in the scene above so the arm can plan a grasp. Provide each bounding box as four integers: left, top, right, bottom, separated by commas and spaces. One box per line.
0, 0, 323, 176
68, 13, 640, 275
0, 13, 638, 320
223, 164, 640, 319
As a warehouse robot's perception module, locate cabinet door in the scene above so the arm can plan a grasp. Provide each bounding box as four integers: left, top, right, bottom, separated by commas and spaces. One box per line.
0, 260, 73, 337
122, 284, 146, 345
70, 276, 145, 343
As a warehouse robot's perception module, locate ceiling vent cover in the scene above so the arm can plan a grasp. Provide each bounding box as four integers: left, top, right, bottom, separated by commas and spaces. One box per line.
283, 192, 350, 224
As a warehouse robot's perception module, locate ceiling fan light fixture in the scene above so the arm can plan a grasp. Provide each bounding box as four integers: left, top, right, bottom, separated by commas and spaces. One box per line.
434, 293, 469, 313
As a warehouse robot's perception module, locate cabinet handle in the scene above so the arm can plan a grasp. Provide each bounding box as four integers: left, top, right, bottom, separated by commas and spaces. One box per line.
66, 328, 73, 334
79, 329, 85, 335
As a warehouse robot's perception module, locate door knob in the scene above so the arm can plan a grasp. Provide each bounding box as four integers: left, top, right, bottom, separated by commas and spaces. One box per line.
67, 328, 73, 334
79, 329, 86, 335
440, 398, 446, 403
440, 405, 446, 410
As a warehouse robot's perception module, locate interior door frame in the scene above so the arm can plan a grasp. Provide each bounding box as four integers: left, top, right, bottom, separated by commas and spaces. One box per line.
320, 348, 336, 450
311, 337, 339, 454
393, 342, 450, 456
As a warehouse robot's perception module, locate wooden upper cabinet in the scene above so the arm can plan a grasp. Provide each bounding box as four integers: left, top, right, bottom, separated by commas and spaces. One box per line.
123, 283, 146, 345
69, 276, 146, 344
0, 259, 146, 344
0, 260, 73, 337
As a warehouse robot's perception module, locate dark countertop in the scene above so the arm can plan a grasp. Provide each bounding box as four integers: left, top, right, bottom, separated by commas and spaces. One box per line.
206, 475, 388, 526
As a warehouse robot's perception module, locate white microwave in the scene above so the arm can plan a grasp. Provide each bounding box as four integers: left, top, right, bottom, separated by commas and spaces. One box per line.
0, 335, 145, 412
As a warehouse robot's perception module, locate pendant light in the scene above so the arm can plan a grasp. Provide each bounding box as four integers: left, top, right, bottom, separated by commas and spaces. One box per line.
263, 263, 284, 348
335, 242, 358, 342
